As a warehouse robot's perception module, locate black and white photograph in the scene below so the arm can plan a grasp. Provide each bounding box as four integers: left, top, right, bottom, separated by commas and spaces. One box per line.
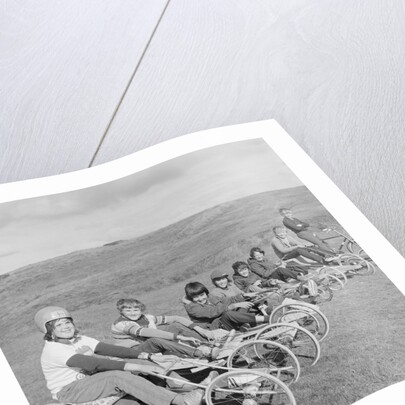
1, 133, 404, 405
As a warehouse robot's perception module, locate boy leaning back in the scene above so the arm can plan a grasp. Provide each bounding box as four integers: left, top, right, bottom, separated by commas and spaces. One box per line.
36, 306, 213, 405
183, 281, 273, 331
209, 268, 246, 299
279, 208, 335, 254
271, 226, 336, 264
111, 298, 220, 359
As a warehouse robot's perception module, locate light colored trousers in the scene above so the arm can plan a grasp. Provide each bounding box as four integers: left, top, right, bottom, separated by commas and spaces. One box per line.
57, 370, 177, 405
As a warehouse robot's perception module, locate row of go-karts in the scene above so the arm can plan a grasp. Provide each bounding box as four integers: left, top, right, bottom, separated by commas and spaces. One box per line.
72, 247, 376, 405
155, 249, 376, 405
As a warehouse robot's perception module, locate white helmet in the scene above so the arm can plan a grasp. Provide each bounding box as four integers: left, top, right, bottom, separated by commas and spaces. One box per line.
34, 306, 72, 334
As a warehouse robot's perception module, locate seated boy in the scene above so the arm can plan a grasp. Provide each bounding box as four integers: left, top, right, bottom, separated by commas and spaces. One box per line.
233, 261, 320, 305
279, 208, 336, 254
210, 268, 248, 300
232, 261, 278, 293
183, 282, 271, 331
231, 262, 283, 312
210, 268, 276, 312
271, 226, 337, 264
112, 298, 218, 359
247, 247, 308, 281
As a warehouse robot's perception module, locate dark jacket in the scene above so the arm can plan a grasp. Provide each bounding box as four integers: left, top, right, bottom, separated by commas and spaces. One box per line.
282, 217, 310, 233
247, 257, 278, 279
183, 294, 242, 328
232, 272, 261, 292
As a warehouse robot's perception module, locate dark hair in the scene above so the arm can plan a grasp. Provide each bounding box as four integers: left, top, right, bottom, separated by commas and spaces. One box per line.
279, 208, 290, 215
232, 261, 249, 274
185, 282, 209, 301
249, 247, 265, 258
272, 226, 285, 233
44, 318, 77, 342
116, 298, 146, 313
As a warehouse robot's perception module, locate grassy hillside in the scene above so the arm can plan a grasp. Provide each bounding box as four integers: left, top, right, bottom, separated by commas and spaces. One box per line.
1, 186, 404, 404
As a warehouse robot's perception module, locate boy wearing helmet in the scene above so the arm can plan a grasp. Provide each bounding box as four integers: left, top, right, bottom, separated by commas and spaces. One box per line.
209, 269, 245, 300
35, 306, 215, 405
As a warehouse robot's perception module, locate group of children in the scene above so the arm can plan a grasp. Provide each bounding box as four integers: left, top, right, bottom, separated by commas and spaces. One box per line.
36, 208, 337, 405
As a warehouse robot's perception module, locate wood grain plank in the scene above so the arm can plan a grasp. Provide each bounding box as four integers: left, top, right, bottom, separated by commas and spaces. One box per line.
0, 0, 168, 182
94, 0, 405, 255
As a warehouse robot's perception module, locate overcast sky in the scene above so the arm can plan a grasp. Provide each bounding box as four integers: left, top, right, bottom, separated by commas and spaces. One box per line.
0, 139, 302, 274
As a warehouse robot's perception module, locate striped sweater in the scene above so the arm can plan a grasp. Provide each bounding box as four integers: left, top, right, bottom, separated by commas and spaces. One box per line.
111, 314, 191, 346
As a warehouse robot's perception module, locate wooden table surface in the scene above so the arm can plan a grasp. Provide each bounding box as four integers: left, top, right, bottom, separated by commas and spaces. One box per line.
1, 1, 405, 256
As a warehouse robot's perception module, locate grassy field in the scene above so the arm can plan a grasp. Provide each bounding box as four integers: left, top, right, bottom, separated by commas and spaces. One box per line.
1, 186, 404, 404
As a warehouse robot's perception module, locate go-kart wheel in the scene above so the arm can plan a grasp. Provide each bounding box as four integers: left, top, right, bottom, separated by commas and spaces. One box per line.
270, 301, 329, 342
318, 266, 348, 286
337, 254, 375, 275
227, 340, 300, 386
205, 369, 296, 405
255, 323, 321, 367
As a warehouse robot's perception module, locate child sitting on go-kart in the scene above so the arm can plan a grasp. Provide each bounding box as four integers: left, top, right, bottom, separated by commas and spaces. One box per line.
210, 266, 282, 316
183, 282, 273, 331
247, 247, 309, 281
36, 306, 214, 405
271, 226, 338, 265
232, 261, 284, 293
210, 268, 249, 300
111, 298, 221, 359
279, 208, 336, 254
232, 261, 321, 305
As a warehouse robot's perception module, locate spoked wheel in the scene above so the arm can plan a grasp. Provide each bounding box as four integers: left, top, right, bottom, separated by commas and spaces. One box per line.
254, 323, 321, 367
270, 301, 329, 342
227, 340, 300, 385
337, 254, 376, 276
318, 266, 348, 286
205, 369, 296, 405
